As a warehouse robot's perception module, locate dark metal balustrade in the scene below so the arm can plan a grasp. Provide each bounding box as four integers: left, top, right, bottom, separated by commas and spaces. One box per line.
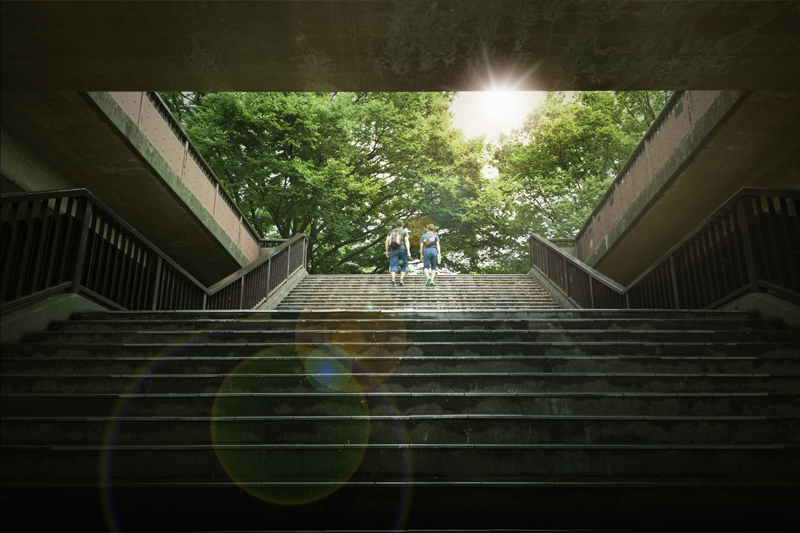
1, 189, 307, 312
530, 188, 799, 309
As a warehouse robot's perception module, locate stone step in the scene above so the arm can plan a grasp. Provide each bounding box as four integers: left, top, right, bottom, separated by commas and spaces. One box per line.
3, 445, 797, 481
23, 328, 797, 346
3, 415, 798, 446
5, 354, 798, 376
66, 310, 759, 322
3, 372, 797, 394
48, 317, 777, 333
3, 391, 798, 418
6, 341, 796, 358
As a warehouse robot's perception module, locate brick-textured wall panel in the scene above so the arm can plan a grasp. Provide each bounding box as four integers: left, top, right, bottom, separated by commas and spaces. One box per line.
240, 232, 259, 262
183, 156, 216, 215
691, 90, 722, 121
216, 199, 241, 245
109, 92, 142, 124
577, 220, 595, 260
138, 98, 162, 160
595, 193, 616, 239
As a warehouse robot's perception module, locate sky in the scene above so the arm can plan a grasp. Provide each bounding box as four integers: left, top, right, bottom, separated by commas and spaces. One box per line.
450, 91, 577, 143
450, 91, 547, 143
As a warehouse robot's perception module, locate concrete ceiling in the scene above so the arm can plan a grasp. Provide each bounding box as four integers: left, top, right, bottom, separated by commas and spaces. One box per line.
1, 0, 799, 92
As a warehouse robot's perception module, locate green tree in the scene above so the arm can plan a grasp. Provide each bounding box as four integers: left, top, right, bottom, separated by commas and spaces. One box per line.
486, 91, 670, 272
165, 92, 483, 274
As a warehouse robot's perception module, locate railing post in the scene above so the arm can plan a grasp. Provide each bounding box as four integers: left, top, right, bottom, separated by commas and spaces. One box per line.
239, 277, 245, 309
150, 257, 163, 310
669, 256, 681, 309
71, 201, 94, 294
303, 236, 308, 270
735, 199, 760, 294
588, 276, 595, 308
286, 243, 291, 278
266, 255, 273, 294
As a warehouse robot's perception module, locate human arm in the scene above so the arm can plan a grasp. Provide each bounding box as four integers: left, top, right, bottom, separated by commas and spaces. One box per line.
436, 237, 441, 256
385, 235, 390, 257
405, 236, 411, 256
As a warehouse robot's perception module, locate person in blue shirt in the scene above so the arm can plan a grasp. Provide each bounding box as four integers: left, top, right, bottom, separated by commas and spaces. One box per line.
419, 224, 441, 286
385, 220, 411, 287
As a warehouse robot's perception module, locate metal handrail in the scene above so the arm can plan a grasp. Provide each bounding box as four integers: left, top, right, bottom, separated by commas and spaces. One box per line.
531, 187, 800, 309
1, 189, 307, 312
206, 234, 305, 294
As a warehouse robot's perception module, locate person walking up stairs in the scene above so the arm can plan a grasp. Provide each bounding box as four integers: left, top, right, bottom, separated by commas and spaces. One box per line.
419, 224, 441, 287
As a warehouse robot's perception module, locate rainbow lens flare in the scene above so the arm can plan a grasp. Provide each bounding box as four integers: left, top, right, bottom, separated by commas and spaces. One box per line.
211, 346, 370, 505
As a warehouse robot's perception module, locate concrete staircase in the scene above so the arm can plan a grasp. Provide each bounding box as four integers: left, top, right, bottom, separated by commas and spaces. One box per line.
2, 301, 799, 529
278, 274, 560, 310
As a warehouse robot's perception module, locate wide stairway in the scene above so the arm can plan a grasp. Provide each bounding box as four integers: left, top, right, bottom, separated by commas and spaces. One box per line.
1, 303, 798, 530
278, 274, 560, 310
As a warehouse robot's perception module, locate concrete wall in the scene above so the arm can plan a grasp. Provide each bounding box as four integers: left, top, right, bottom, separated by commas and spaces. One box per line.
0, 125, 75, 193
0, 89, 260, 286
108, 92, 260, 263
576, 91, 721, 262
575, 90, 800, 285
109, 92, 258, 261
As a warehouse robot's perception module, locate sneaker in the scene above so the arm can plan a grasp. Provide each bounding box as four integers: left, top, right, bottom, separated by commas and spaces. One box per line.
426, 277, 431, 287
430, 279, 435, 286
391, 280, 396, 287
399, 279, 405, 286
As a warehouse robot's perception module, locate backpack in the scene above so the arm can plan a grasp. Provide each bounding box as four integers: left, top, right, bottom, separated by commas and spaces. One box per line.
422, 234, 437, 247
389, 229, 403, 249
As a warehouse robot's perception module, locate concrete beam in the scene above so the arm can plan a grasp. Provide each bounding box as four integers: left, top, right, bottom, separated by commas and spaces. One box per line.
582, 90, 800, 285
0, 90, 253, 285
1, 1, 799, 92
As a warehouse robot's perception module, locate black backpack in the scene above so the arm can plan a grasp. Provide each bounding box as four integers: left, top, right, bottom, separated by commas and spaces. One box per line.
389, 229, 403, 249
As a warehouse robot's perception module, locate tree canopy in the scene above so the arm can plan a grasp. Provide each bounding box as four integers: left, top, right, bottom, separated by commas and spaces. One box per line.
162, 90, 670, 274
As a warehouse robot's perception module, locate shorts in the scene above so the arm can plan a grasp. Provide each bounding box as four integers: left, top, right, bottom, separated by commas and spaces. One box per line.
423, 247, 438, 270
389, 248, 407, 273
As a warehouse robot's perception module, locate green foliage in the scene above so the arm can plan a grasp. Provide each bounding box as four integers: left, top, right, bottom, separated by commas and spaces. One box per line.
486, 90, 671, 272
164, 91, 484, 274
163, 90, 669, 275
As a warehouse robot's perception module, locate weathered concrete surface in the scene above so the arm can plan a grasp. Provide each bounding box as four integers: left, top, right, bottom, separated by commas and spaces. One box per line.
582, 90, 800, 285
257, 268, 309, 311
724, 293, 800, 330
0, 293, 106, 344
1, 1, 799, 92
528, 267, 578, 309
0, 125, 76, 193
0, 90, 252, 285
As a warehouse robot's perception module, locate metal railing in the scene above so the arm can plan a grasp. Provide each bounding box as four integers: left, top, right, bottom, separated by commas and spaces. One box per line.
1, 190, 307, 313
530, 188, 799, 309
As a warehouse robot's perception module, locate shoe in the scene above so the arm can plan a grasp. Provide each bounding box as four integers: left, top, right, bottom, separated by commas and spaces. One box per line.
426, 277, 431, 287
430, 280, 435, 286
391, 280, 396, 287
399, 279, 405, 286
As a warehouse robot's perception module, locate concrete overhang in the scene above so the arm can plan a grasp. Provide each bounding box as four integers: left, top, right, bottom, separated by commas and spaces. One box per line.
0, 90, 256, 286
1, 1, 799, 92
581, 90, 800, 285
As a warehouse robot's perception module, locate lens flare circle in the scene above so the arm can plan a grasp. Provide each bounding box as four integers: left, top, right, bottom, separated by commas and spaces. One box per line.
296, 308, 407, 393
406, 215, 437, 247
211, 346, 370, 505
